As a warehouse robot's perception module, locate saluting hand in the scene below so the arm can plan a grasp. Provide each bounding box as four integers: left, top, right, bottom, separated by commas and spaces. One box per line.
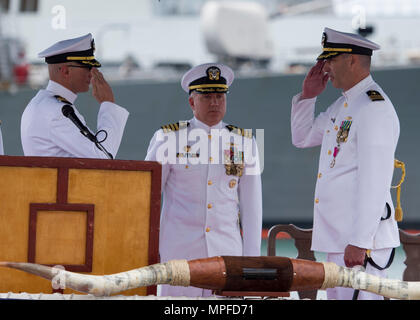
301, 60, 329, 100
91, 68, 115, 103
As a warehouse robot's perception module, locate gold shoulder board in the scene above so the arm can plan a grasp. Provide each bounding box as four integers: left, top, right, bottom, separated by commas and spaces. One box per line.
226, 125, 252, 139
366, 90, 385, 102
54, 96, 72, 105
54, 95, 72, 105
161, 121, 189, 133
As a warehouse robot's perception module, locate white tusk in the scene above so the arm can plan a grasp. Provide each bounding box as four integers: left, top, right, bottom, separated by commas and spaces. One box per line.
0, 260, 190, 296
322, 262, 420, 300
3, 259, 420, 299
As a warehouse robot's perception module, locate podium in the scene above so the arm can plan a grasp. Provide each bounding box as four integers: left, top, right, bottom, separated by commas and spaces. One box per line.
0, 156, 161, 296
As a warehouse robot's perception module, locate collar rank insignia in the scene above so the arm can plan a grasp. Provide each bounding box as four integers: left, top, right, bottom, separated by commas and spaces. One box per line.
366, 90, 385, 101
161, 121, 190, 133
226, 125, 252, 139
54, 95, 72, 105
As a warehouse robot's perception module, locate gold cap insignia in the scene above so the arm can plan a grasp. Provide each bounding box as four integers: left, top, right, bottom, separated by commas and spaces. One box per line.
207, 66, 221, 81
321, 32, 327, 47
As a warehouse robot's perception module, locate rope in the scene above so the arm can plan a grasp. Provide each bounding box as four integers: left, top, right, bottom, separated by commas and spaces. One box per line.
392, 159, 406, 222
167, 260, 191, 287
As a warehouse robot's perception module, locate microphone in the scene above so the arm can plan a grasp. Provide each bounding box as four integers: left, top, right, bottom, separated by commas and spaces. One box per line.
62, 105, 97, 142
62, 105, 114, 159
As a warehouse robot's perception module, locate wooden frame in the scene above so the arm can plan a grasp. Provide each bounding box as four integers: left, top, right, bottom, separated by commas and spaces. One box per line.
28, 203, 95, 272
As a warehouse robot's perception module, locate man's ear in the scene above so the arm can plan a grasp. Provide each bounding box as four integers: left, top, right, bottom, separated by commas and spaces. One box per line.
350, 54, 359, 69
188, 95, 195, 112
59, 64, 70, 78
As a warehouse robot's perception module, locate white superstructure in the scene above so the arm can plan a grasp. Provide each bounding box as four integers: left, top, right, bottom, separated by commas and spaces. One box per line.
0, 0, 419, 77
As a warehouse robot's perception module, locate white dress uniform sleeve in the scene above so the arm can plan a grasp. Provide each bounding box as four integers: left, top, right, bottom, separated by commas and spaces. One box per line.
239, 137, 262, 256
145, 129, 171, 190
50, 102, 128, 159
350, 102, 399, 248
291, 92, 331, 148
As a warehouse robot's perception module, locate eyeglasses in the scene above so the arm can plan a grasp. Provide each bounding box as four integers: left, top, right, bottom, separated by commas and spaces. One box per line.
68, 65, 94, 70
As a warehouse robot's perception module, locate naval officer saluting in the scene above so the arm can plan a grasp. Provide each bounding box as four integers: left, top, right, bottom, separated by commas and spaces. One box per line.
146, 63, 263, 297
21, 33, 129, 158
291, 28, 400, 300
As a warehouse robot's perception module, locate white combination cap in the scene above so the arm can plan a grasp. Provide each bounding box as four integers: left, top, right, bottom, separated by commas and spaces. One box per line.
38, 33, 101, 67
317, 27, 380, 60
181, 63, 234, 94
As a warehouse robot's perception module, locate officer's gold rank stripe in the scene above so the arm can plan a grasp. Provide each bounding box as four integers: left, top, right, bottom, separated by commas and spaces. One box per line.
318, 52, 341, 59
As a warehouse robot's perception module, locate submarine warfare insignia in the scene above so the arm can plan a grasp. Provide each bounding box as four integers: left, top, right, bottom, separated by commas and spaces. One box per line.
224, 144, 244, 177
330, 120, 353, 168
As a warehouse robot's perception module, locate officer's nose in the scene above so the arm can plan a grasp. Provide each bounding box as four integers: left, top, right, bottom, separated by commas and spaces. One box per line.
210, 95, 219, 105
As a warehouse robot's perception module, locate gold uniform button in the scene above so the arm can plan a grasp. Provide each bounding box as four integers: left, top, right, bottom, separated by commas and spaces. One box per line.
208, 180, 213, 186
328, 150, 332, 156
185, 165, 189, 169
334, 125, 339, 131
208, 135, 212, 139
209, 157, 214, 163
315, 198, 320, 204
318, 173, 322, 179
208, 204, 213, 209
344, 102, 348, 108
206, 227, 211, 233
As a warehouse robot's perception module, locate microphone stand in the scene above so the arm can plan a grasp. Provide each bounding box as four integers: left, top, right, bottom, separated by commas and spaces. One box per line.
83, 130, 113, 159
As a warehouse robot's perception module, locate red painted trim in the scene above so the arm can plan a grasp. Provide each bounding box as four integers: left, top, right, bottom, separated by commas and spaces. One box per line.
57, 167, 68, 204
147, 162, 161, 296
0, 155, 161, 172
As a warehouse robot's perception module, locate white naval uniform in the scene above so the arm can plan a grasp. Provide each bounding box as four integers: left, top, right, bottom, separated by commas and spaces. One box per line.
291, 75, 400, 299
145, 117, 263, 297
21, 80, 129, 158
